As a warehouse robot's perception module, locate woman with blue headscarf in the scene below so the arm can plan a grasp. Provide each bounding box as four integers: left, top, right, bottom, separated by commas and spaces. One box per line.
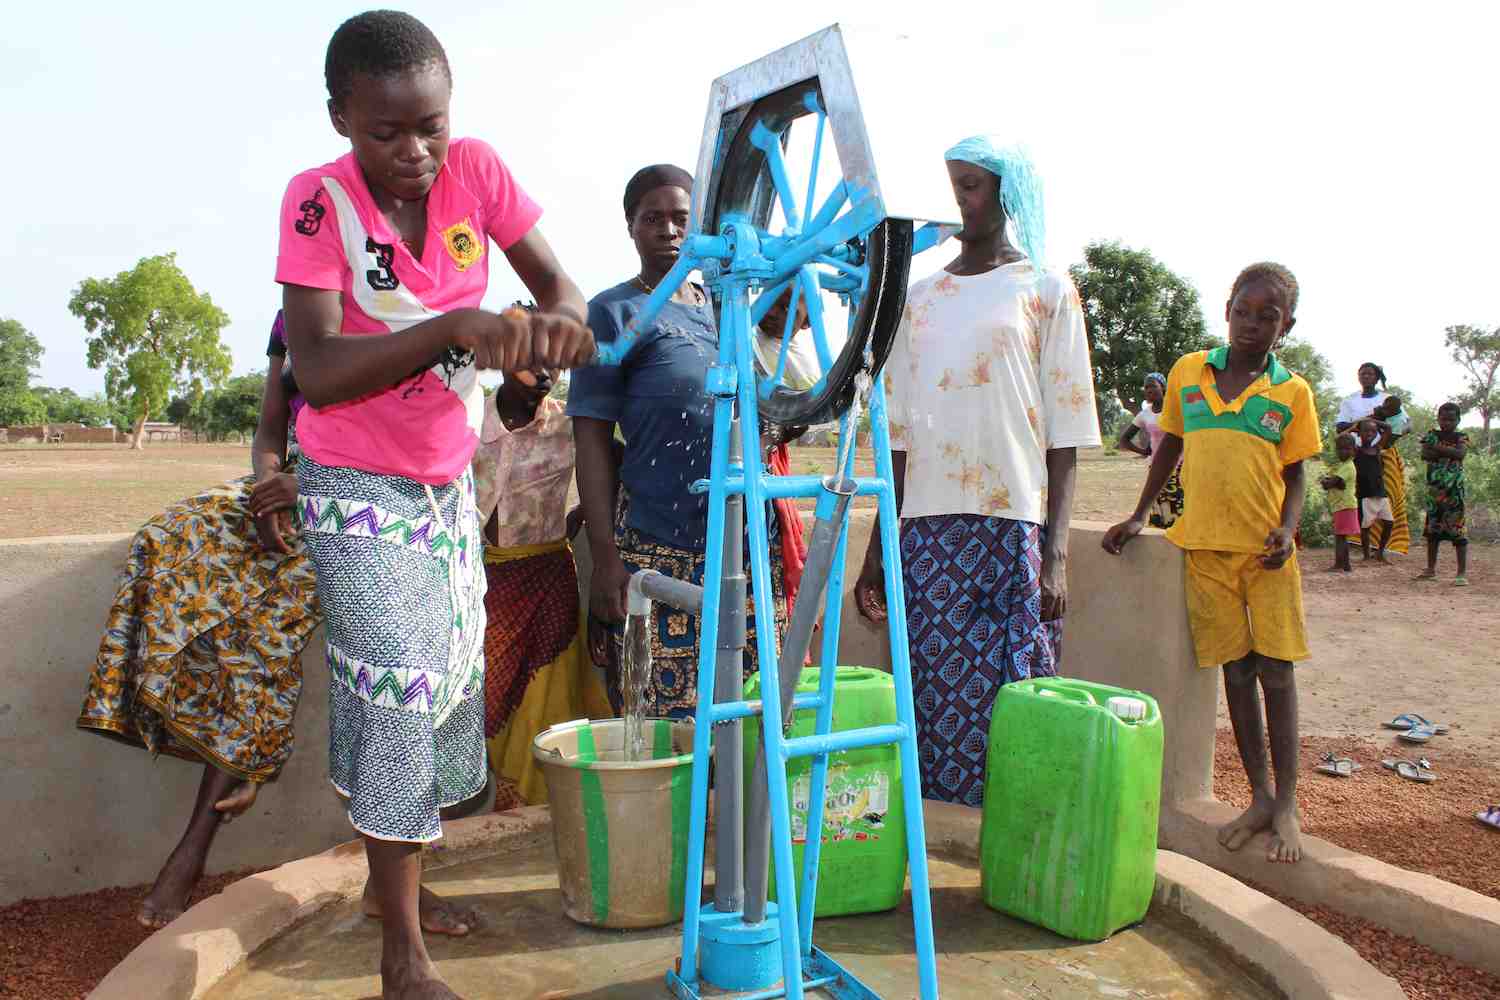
854, 136, 1101, 807
1119, 372, 1184, 528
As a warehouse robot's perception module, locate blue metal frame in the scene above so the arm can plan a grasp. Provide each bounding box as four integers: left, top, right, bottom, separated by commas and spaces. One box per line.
597, 107, 939, 999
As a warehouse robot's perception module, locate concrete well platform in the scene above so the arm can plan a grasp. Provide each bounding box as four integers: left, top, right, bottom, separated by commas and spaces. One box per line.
95, 806, 1403, 1000
202, 837, 1272, 1000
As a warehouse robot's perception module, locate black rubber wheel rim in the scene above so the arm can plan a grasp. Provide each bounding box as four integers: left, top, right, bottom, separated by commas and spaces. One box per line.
703, 80, 912, 428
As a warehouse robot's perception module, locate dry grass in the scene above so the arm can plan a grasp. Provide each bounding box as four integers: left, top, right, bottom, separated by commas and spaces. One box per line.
0, 442, 1150, 538
0, 443, 253, 539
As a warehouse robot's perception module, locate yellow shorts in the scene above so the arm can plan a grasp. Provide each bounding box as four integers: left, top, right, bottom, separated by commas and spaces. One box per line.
1183, 549, 1309, 667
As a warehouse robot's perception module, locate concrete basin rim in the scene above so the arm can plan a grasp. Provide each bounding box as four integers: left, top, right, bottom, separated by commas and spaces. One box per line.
91, 801, 1394, 1000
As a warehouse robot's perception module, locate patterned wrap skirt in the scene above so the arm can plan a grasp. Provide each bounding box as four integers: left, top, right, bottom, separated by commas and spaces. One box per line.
78, 477, 319, 781
482, 539, 610, 810
901, 514, 1061, 807
606, 496, 789, 719
298, 456, 487, 843
1149, 463, 1185, 530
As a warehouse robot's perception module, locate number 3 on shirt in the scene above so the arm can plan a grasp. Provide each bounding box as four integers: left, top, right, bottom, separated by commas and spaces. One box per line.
365, 238, 399, 291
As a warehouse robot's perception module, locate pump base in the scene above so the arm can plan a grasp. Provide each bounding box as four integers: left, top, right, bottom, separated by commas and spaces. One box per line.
666, 938, 883, 1000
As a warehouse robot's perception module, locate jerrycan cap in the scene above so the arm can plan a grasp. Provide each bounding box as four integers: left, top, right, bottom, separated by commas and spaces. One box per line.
1107, 696, 1148, 722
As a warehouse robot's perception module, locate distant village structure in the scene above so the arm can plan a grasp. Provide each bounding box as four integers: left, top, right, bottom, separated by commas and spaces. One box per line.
0, 421, 185, 445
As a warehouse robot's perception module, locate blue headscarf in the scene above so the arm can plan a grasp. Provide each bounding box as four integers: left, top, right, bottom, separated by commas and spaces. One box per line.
944, 136, 1046, 274
1145, 372, 1166, 389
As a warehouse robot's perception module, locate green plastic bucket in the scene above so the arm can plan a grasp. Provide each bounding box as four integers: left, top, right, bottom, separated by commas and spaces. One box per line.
532, 717, 694, 928
979, 678, 1163, 941
744, 666, 907, 917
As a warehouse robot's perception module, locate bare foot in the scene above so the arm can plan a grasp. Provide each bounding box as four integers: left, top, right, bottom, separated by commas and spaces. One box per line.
1325, 564, 1343, 573
382, 958, 464, 1000
137, 847, 204, 929
364, 882, 479, 937
1267, 802, 1303, 863
1218, 794, 1275, 852
1415, 570, 1436, 580
214, 781, 259, 823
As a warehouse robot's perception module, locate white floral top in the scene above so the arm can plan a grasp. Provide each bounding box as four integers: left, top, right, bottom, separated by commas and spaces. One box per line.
884, 262, 1101, 525
471, 395, 574, 548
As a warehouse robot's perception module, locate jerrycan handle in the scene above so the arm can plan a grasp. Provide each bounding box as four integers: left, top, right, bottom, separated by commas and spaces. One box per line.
1027, 679, 1097, 707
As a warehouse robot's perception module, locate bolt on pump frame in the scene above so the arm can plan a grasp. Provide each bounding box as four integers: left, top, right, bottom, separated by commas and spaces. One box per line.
592, 25, 957, 999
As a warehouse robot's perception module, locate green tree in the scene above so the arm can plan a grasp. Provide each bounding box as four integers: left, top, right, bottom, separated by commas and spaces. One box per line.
1442, 324, 1500, 449
1275, 336, 1338, 451
32, 387, 114, 427
0, 388, 46, 426
1098, 394, 1129, 446
69, 253, 232, 449
1070, 242, 1215, 426
202, 373, 265, 440
0, 318, 46, 426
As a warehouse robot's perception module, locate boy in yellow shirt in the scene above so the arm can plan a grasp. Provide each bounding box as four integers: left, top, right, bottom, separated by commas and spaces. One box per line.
1104, 262, 1320, 864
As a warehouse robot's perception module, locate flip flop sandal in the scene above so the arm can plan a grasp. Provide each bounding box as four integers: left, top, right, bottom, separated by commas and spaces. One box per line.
1454, 576, 1470, 587
1383, 713, 1450, 734
1315, 753, 1360, 777
1399, 725, 1439, 744
1388, 757, 1437, 783
1478, 806, 1500, 830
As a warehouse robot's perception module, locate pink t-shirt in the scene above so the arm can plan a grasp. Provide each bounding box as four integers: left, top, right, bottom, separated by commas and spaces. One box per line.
275, 138, 543, 484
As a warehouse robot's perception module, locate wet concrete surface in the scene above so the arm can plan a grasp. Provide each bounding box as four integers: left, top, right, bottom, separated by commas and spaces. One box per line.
204, 833, 1272, 999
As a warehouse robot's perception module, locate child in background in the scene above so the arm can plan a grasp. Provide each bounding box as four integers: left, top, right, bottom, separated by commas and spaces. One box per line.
1320, 434, 1358, 573
1104, 262, 1319, 864
1118, 372, 1167, 459
1116, 373, 1185, 528
1374, 395, 1410, 438
472, 359, 610, 811
1355, 417, 1395, 562
753, 285, 814, 611
1417, 402, 1470, 585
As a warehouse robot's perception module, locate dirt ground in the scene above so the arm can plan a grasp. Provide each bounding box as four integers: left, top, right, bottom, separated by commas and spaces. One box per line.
0, 443, 254, 538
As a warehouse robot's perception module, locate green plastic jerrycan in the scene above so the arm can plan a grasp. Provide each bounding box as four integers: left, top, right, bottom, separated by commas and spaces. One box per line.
979, 677, 1163, 941
743, 666, 908, 917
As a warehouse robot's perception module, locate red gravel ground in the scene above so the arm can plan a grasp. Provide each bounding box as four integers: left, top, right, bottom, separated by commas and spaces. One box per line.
1215, 728, 1500, 998
0, 870, 261, 1000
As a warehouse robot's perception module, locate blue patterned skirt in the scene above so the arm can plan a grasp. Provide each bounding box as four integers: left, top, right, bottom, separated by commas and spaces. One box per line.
298, 456, 487, 843
901, 514, 1061, 807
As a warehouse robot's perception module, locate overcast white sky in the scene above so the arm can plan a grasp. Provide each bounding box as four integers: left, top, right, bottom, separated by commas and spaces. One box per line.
3, 0, 1495, 407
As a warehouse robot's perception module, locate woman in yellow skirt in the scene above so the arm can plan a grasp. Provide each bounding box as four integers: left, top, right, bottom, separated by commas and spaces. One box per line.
473, 366, 610, 809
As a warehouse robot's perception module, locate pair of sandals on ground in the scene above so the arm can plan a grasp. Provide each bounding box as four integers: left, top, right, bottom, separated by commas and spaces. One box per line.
1315, 713, 1498, 831
1315, 711, 1447, 780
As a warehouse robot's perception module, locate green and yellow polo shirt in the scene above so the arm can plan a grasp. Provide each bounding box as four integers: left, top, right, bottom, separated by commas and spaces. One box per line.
1159, 347, 1321, 553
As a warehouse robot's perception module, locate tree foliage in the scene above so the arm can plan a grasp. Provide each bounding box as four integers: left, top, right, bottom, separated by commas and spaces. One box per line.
69, 253, 232, 448
173, 374, 264, 440
1442, 324, 1500, 449
31, 386, 115, 427
1070, 242, 1215, 426
0, 389, 46, 426
0, 318, 47, 426
206, 374, 265, 440
1275, 336, 1338, 452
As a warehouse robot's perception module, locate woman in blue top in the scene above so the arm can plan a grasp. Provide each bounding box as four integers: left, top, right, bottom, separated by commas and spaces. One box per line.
569, 164, 787, 717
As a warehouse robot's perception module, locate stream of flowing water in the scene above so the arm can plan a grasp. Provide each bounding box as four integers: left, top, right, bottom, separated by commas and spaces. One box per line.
621, 612, 652, 762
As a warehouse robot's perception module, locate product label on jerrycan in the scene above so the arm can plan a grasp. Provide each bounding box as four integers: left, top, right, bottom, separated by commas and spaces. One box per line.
790, 764, 890, 844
